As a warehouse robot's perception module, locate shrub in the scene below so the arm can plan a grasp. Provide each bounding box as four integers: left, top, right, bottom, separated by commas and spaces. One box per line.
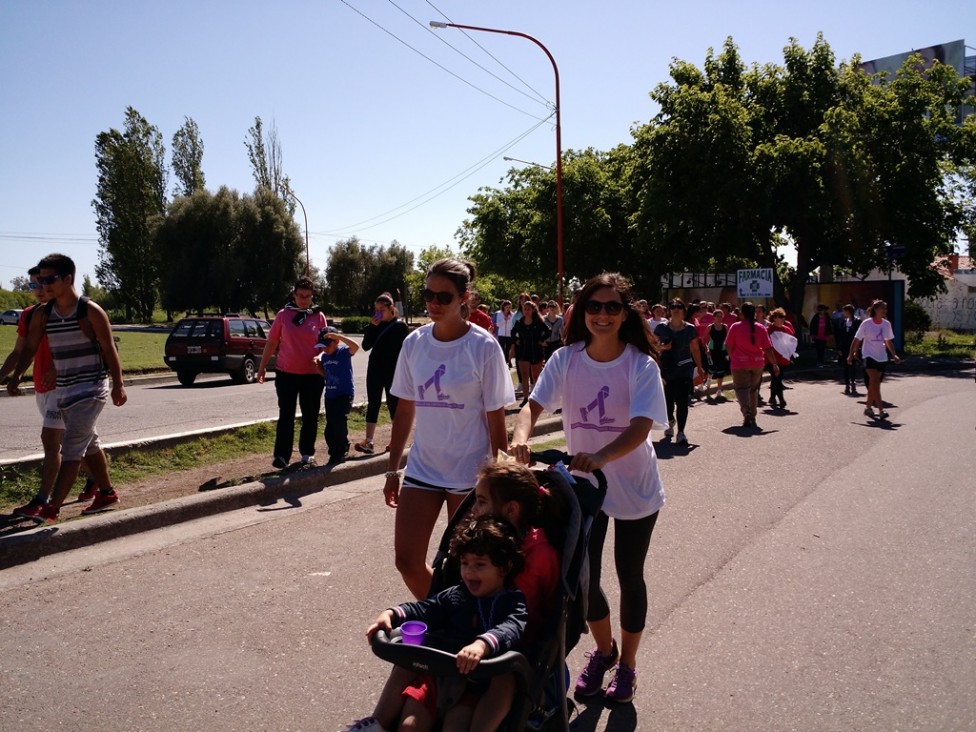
339, 316, 371, 334
903, 300, 931, 338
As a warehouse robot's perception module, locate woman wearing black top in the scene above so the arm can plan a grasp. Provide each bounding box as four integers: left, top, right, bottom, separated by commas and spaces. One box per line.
355, 293, 408, 455
512, 300, 550, 406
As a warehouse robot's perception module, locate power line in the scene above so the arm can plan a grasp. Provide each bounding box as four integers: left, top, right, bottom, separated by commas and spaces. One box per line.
320, 114, 554, 235
337, 0, 549, 122
388, 0, 550, 109
424, 0, 552, 107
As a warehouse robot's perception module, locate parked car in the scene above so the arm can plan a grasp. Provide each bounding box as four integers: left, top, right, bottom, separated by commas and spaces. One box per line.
164, 315, 276, 386
0, 309, 23, 325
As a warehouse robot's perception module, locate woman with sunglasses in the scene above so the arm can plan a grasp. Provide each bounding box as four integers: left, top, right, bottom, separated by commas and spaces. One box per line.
512, 300, 550, 407
257, 277, 328, 469
653, 298, 704, 445
384, 258, 515, 600
847, 299, 900, 420
510, 272, 668, 704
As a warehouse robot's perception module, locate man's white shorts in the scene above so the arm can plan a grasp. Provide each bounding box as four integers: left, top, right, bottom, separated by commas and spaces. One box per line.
35, 390, 65, 430
60, 397, 105, 461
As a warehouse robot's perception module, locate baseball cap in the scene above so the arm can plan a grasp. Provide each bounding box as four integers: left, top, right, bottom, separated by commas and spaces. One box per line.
316, 326, 340, 347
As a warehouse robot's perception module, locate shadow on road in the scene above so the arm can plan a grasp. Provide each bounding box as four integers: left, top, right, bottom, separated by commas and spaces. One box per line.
569, 696, 638, 731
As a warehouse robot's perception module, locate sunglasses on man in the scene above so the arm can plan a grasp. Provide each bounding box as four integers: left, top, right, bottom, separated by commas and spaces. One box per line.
36, 274, 65, 285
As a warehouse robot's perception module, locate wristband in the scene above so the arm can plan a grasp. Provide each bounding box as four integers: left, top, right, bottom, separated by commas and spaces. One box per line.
385, 471, 401, 479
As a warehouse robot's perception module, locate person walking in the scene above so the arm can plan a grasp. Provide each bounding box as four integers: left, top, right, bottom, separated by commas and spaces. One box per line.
313, 327, 359, 465
542, 299, 564, 360
257, 277, 328, 469
511, 300, 550, 407
808, 304, 832, 368
5, 253, 126, 523
705, 315, 731, 401
653, 298, 703, 445
725, 302, 779, 430
766, 308, 796, 409
354, 293, 408, 456
492, 300, 515, 367
510, 272, 668, 705
847, 299, 901, 419
383, 258, 514, 600
834, 305, 862, 395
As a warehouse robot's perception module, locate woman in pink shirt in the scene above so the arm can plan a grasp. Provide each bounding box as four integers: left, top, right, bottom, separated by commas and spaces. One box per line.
725, 302, 779, 430
257, 277, 328, 469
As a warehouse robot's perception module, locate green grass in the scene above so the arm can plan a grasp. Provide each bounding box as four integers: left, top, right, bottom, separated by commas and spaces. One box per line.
903, 330, 976, 359
0, 327, 171, 380
0, 408, 390, 511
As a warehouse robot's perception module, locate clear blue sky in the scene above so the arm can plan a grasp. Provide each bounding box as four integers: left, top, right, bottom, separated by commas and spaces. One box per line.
1, 0, 972, 288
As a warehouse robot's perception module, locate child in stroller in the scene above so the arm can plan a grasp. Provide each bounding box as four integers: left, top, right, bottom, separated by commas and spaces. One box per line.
365, 451, 607, 731
348, 515, 527, 731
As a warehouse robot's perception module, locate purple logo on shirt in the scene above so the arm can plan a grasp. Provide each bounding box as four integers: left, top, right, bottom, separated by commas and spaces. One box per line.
417, 363, 464, 410
571, 385, 623, 433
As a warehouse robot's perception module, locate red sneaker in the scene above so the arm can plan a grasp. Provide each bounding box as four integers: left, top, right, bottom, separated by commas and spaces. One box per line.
12, 500, 49, 522
78, 478, 98, 503
81, 489, 120, 515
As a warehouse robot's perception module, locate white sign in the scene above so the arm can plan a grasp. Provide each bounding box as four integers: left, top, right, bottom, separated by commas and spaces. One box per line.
737, 268, 774, 299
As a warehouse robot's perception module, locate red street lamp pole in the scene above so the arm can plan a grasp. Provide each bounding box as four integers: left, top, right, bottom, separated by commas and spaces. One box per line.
430, 21, 564, 305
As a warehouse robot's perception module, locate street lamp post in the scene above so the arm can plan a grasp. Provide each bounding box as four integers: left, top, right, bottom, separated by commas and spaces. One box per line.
283, 184, 310, 278
431, 20, 564, 305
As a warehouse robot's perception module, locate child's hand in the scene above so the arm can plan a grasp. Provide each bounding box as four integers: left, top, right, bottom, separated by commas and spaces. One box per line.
456, 639, 488, 674
366, 610, 395, 644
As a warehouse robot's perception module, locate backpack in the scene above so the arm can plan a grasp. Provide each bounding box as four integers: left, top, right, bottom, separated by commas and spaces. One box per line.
37, 296, 97, 343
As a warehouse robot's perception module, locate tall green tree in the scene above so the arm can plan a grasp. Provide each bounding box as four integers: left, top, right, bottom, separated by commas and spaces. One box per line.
244, 116, 291, 206
92, 106, 167, 321
171, 117, 206, 196
236, 187, 304, 315
324, 238, 414, 313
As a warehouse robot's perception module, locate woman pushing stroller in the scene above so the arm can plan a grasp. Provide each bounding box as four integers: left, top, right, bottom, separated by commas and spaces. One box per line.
510, 272, 668, 705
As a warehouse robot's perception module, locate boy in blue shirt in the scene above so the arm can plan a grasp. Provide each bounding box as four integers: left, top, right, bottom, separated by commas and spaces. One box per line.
314, 326, 359, 465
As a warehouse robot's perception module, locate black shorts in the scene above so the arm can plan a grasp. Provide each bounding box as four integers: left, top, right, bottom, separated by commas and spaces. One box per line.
864, 357, 888, 372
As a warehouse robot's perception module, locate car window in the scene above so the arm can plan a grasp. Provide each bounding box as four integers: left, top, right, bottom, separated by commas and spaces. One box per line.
243, 320, 259, 338
228, 319, 247, 338
170, 320, 197, 337
256, 320, 272, 337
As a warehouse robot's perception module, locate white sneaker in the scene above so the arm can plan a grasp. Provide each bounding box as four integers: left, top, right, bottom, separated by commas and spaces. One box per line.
301, 455, 316, 467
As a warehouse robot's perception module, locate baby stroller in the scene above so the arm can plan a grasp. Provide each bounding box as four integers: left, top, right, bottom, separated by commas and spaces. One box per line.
371, 450, 607, 730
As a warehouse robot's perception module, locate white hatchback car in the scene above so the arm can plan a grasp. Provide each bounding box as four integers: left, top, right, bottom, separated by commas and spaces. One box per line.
0, 309, 23, 325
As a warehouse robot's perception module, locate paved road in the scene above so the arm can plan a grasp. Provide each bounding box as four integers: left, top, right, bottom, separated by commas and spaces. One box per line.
1, 373, 974, 731
0, 336, 371, 463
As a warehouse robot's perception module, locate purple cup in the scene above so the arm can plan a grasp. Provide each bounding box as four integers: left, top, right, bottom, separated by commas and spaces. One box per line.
400, 621, 427, 646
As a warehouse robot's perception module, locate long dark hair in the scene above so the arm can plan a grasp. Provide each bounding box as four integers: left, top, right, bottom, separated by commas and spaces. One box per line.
477, 463, 570, 551
563, 272, 653, 356
741, 301, 757, 344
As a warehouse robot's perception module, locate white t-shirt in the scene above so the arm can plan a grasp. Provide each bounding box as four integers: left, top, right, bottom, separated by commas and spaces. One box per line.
392, 323, 515, 490
530, 342, 668, 520
855, 318, 894, 361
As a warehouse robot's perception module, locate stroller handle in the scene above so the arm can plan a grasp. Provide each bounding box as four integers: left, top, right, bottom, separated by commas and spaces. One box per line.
529, 449, 607, 493
371, 628, 533, 684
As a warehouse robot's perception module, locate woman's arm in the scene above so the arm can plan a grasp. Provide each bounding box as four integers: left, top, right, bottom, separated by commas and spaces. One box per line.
510, 400, 545, 463
570, 416, 653, 474
257, 336, 280, 383
486, 406, 508, 457
384, 398, 416, 507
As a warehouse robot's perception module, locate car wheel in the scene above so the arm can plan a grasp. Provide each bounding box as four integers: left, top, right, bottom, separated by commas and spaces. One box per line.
177, 370, 198, 386
235, 356, 257, 384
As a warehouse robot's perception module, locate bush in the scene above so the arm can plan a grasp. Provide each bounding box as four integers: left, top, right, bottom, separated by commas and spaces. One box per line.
903, 300, 931, 338
0, 288, 34, 310
339, 316, 371, 334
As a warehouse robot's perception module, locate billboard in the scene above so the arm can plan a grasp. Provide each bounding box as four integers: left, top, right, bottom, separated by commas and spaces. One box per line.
860, 39, 966, 78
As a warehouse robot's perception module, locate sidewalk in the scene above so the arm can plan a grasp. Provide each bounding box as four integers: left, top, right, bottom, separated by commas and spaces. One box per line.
0, 415, 566, 570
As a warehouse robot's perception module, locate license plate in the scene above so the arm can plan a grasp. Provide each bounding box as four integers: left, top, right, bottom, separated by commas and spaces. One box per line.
187, 346, 202, 354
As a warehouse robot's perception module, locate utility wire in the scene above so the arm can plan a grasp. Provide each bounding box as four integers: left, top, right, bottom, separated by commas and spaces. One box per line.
388, 0, 550, 109
338, 0, 548, 122
425, 0, 552, 107
320, 114, 554, 235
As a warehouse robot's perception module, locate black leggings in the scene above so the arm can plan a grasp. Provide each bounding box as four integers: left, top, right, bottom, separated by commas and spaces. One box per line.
364, 369, 398, 424
587, 510, 659, 633
663, 376, 692, 431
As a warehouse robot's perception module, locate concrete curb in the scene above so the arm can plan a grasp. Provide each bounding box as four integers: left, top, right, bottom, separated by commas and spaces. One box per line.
0, 416, 566, 569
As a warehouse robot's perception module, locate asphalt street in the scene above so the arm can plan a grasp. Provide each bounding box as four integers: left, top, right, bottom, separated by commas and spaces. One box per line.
0, 337, 371, 463
1, 372, 974, 730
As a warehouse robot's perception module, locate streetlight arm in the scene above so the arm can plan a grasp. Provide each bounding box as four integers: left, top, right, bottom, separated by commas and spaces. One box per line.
430, 20, 564, 305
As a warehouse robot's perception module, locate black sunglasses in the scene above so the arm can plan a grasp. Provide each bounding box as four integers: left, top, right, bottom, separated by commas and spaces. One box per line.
422, 288, 456, 305
36, 274, 64, 285
584, 300, 624, 315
